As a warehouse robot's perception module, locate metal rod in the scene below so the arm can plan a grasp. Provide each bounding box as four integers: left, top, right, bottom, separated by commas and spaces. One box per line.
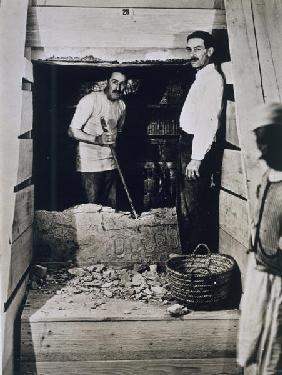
100, 117, 139, 219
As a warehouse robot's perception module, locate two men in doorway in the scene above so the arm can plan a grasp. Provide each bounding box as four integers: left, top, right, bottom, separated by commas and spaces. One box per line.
68, 31, 224, 255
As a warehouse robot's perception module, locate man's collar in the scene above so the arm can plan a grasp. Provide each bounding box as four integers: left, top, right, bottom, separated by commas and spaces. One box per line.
196, 63, 215, 77
268, 168, 282, 182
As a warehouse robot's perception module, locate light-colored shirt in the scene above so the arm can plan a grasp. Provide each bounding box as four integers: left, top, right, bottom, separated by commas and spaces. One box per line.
69, 91, 126, 172
179, 64, 224, 160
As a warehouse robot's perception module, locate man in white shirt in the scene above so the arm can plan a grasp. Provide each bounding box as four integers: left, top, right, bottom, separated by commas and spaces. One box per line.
177, 31, 224, 253
68, 71, 127, 208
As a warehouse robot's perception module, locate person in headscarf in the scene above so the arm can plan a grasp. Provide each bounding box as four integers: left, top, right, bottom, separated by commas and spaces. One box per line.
238, 102, 282, 374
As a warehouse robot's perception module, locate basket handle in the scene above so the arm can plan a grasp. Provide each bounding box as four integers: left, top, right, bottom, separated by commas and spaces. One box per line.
193, 243, 211, 256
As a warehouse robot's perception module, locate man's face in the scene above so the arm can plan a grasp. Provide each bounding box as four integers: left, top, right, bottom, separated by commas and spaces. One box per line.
186, 37, 214, 70
106, 72, 126, 101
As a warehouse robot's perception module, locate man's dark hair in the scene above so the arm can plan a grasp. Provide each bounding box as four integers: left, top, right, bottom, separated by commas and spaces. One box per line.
255, 125, 282, 170
187, 31, 215, 49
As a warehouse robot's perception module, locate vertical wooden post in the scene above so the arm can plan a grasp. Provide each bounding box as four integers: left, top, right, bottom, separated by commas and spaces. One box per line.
0, 1, 32, 374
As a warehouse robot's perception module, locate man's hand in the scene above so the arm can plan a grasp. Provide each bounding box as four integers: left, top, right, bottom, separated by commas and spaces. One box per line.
95, 132, 115, 146
185, 159, 202, 180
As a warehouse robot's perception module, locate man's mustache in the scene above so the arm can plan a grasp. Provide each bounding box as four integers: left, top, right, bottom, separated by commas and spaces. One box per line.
190, 58, 199, 62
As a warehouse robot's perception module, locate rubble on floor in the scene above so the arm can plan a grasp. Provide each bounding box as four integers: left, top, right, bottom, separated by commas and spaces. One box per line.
30, 262, 176, 307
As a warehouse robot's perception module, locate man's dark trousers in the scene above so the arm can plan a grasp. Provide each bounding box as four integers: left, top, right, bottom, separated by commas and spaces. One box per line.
176, 133, 221, 254
81, 170, 117, 208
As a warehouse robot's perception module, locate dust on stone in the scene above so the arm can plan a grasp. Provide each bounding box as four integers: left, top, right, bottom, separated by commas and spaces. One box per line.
30, 263, 174, 306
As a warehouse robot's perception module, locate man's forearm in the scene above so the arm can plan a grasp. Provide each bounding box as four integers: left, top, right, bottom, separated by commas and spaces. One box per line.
68, 127, 97, 145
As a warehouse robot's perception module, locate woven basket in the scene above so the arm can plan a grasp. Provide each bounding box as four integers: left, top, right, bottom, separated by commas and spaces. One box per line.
166, 244, 236, 309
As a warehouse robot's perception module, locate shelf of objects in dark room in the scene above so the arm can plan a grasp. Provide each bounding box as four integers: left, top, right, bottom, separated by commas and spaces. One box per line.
142, 79, 184, 211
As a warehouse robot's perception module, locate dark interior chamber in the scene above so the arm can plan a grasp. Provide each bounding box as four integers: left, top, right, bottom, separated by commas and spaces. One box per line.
32, 62, 196, 212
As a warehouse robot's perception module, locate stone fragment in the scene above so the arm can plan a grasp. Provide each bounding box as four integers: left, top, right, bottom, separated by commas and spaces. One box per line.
68, 267, 86, 277
151, 286, 165, 296
73, 289, 82, 294
133, 263, 150, 273
102, 282, 112, 288
95, 264, 106, 273
104, 290, 113, 298
167, 304, 189, 317
30, 281, 38, 290
149, 265, 157, 273
132, 273, 144, 286
33, 265, 48, 279
83, 275, 93, 282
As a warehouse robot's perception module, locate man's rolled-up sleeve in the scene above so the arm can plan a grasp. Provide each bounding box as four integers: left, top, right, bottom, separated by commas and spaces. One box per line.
69, 94, 94, 131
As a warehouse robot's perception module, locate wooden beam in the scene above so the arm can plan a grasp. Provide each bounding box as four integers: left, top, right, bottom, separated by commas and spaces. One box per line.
26, 7, 226, 48
251, 0, 282, 102
31, 0, 225, 9
225, 0, 265, 220
21, 358, 241, 375
31, 46, 190, 62
23, 57, 34, 83
22, 293, 239, 322
16, 139, 33, 185
219, 190, 249, 248
2, 274, 29, 375
221, 150, 247, 199
219, 228, 248, 287
20, 91, 33, 135
9, 226, 33, 300
21, 318, 238, 362
0, 0, 30, 321
221, 61, 233, 84
262, 0, 282, 99
225, 100, 239, 147
12, 185, 34, 243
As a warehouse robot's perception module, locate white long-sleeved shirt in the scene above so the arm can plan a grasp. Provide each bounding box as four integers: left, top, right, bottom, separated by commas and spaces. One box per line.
69, 91, 126, 172
179, 64, 224, 160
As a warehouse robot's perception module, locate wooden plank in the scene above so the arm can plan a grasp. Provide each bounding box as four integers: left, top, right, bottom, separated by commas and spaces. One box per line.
23, 57, 34, 83
9, 226, 33, 299
26, 7, 226, 48
2, 274, 29, 375
21, 318, 238, 362
225, 100, 239, 147
21, 358, 241, 375
12, 185, 34, 242
22, 294, 239, 322
31, 46, 189, 62
221, 61, 233, 84
245, 364, 257, 375
219, 227, 248, 287
20, 91, 33, 135
219, 190, 249, 247
262, 0, 282, 99
31, 0, 224, 9
225, 0, 265, 219
0, 0, 30, 321
221, 150, 247, 198
16, 139, 33, 185
251, 0, 281, 102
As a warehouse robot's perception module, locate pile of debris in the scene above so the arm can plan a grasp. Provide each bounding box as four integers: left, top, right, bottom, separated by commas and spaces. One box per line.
30, 263, 174, 305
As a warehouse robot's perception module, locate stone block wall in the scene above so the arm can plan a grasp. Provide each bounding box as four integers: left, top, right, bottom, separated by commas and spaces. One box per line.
34, 204, 181, 266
